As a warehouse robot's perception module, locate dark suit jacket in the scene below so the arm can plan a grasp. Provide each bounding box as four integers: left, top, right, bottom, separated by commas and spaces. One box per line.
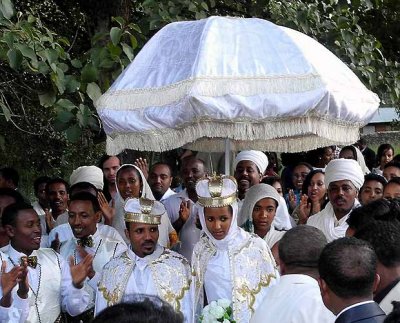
335, 302, 386, 323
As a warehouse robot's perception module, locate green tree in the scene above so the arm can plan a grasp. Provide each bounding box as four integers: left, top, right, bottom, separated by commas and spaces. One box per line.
0, 0, 399, 193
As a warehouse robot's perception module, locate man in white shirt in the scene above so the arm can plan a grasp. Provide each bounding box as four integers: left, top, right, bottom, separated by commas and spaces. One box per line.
163, 157, 206, 261
148, 163, 176, 202
1, 202, 93, 322
45, 177, 70, 228
251, 225, 335, 323
95, 197, 192, 321
307, 158, 364, 242
0, 251, 29, 323
318, 237, 386, 323
60, 192, 127, 322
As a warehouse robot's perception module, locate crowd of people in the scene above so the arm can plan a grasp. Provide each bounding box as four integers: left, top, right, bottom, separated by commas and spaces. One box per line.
0, 139, 399, 323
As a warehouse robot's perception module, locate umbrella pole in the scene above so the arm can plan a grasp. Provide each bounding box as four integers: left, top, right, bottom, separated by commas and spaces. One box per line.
225, 138, 231, 175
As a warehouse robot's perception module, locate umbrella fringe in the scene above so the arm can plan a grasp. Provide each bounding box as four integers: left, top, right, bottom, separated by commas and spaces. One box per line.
105, 116, 362, 154
95, 75, 342, 111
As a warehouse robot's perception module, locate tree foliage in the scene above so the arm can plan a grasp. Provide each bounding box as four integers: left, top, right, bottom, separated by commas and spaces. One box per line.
0, 0, 399, 185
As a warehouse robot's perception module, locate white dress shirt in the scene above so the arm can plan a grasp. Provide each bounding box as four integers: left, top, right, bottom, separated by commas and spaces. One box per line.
1, 245, 89, 323
60, 227, 127, 311
250, 274, 335, 323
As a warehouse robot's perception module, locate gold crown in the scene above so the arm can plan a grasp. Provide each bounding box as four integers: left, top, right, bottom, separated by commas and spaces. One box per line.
196, 174, 237, 208
125, 197, 162, 225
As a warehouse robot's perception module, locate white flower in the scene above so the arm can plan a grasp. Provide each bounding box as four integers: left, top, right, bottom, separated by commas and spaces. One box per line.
223, 320, 231, 323
203, 304, 211, 314
217, 298, 231, 309
209, 300, 218, 308
209, 305, 225, 319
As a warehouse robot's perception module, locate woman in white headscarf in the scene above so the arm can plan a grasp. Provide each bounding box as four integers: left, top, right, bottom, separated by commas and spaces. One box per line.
113, 164, 177, 247
240, 184, 285, 263
191, 175, 279, 323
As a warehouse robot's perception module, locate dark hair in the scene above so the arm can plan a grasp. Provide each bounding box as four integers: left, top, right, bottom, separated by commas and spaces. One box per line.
376, 143, 395, 166
279, 226, 327, 271
394, 154, 400, 163
301, 169, 325, 195
2, 202, 35, 227
69, 182, 98, 197
358, 138, 367, 146
354, 220, 400, 268
362, 173, 387, 190
293, 162, 313, 172
98, 154, 120, 169
265, 152, 281, 172
384, 301, 400, 323
347, 198, 400, 233
33, 176, 51, 194
387, 177, 400, 187
69, 191, 100, 213
45, 177, 70, 194
0, 188, 24, 204
318, 237, 376, 299
149, 162, 173, 177
262, 176, 282, 186
0, 167, 19, 187
339, 145, 358, 160
383, 161, 400, 171
93, 295, 183, 323
305, 146, 334, 167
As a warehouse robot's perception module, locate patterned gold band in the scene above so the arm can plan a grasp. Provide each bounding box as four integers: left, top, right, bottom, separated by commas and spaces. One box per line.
124, 212, 161, 225
197, 192, 237, 208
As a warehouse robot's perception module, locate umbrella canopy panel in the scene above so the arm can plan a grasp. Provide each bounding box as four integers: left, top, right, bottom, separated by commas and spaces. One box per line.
96, 16, 379, 154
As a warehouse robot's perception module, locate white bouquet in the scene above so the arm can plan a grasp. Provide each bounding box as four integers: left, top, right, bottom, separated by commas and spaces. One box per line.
200, 298, 235, 323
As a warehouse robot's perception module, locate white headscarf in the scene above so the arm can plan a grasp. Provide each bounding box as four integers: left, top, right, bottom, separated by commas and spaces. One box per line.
233, 150, 269, 174
353, 145, 370, 175
69, 165, 104, 190
113, 164, 155, 243
196, 176, 239, 250
239, 184, 281, 230
325, 159, 365, 190
115, 164, 154, 201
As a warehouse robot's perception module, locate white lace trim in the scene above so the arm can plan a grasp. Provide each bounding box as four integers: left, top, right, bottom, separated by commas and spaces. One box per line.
105, 115, 363, 154
96, 74, 330, 110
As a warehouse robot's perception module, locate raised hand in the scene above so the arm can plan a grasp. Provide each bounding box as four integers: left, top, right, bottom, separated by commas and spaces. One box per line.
134, 157, 149, 180
17, 258, 29, 299
98, 191, 115, 225
1, 261, 22, 296
298, 194, 311, 224
77, 246, 95, 279
50, 233, 61, 253
179, 199, 191, 223
69, 253, 94, 289
288, 189, 297, 212
45, 208, 55, 233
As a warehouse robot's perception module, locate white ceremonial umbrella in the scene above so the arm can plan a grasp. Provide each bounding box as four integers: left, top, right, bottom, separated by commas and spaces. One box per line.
96, 16, 380, 173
